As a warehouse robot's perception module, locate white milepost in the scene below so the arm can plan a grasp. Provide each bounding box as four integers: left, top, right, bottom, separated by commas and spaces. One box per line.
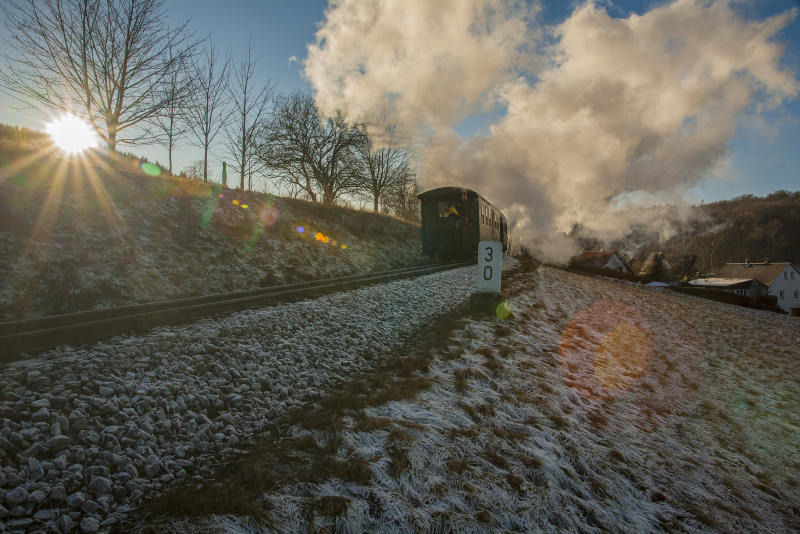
476, 241, 502, 294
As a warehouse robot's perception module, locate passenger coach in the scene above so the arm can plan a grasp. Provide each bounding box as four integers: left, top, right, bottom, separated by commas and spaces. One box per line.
418, 186, 508, 260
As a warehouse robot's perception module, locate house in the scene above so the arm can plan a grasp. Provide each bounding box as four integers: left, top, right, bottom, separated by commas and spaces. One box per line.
639, 251, 671, 278
714, 261, 800, 314
688, 277, 768, 298
573, 250, 633, 275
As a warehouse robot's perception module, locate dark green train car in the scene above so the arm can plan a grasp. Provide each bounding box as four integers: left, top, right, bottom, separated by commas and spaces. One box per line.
418, 186, 508, 260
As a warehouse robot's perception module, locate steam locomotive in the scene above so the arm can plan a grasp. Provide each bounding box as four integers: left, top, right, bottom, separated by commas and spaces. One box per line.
418, 186, 508, 260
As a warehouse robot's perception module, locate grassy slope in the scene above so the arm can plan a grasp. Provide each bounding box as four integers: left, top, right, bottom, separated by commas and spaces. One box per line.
0, 146, 423, 320
138, 262, 800, 533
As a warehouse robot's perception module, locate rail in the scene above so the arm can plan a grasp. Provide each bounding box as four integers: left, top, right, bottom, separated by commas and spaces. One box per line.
0, 261, 472, 362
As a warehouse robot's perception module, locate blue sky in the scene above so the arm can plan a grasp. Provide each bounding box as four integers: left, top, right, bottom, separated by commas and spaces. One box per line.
1, 0, 798, 203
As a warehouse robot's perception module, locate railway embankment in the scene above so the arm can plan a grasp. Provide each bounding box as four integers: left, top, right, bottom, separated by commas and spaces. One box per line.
0, 156, 423, 322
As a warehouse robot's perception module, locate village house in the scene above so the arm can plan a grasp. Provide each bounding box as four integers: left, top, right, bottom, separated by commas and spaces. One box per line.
688, 277, 768, 298
573, 250, 633, 275
714, 261, 800, 315
638, 251, 671, 278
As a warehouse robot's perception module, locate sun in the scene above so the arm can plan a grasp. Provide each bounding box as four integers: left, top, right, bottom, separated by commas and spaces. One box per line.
46, 114, 99, 154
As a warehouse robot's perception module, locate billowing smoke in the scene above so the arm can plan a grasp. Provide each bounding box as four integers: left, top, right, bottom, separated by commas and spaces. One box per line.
305, 0, 798, 263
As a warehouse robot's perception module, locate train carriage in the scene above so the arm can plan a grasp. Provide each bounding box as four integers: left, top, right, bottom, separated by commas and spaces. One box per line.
418, 186, 508, 260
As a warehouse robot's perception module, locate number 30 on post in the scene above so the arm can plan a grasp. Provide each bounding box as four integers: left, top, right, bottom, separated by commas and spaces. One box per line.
476, 241, 502, 294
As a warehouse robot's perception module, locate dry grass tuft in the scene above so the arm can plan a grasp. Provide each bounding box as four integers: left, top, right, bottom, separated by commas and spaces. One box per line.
373, 377, 432, 405
352, 413, 394, 433
494, 324, 513, 337
608, 449, 626, 463
312, 495, 350, 518
519, 453, 543, 469
460, 402, 480, 422
506, 473, 524, 493
446, 459, 469, 475
588, 411, 608, 429
442, 347, 465, 361
477, 403, 496, 417
475, 510, 492, 524
146, 483, 271, 522
485, 448, 510, 470
492, 425, 527, 442
453, 367, 481, 392
447, 426, 479, 440
386, 429, 412, 478
548, 413, 569, 429
481, 357, 504, 375
476, 346, 494, 357
498, 344, 514, 357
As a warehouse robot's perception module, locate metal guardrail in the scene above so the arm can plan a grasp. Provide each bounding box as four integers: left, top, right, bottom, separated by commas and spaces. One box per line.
0, 261, 471, 362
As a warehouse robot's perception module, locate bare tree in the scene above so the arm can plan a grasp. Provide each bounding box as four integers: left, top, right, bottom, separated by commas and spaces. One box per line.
259, 92, 358, 204
352, 126, 412, 212
390, 171, 420, 221
186, 42, 230, 183
0, 0, 197, 151
224, 43, 274, 190
181, 160, 204, 180
149, 38, 194, 175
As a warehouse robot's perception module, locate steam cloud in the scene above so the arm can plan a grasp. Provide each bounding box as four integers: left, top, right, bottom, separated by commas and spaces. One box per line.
305, 0, 798, 263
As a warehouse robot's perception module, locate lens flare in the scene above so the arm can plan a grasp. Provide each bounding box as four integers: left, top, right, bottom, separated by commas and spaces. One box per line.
297, 226, 305, 233
559, 300, 652, 399
496, 300, 512, 319
45, 114, 98, 154
140, 162, 160, 176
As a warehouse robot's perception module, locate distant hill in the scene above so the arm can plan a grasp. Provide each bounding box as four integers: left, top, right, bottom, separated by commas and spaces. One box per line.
0, 143, 423, 321
623, 191, 800, 276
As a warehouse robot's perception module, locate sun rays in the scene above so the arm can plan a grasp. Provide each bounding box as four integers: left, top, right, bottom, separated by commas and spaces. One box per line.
4, 139, 147, 316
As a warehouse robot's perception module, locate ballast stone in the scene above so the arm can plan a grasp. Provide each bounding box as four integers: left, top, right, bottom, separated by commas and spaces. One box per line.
88, 476, 112, 496
5, 486, 28, 506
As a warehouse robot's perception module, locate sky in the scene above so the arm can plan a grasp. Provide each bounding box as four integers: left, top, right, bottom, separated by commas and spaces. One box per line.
1, 0, 799, 258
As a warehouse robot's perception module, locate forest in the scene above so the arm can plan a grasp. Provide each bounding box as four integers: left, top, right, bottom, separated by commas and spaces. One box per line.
633, 191, 800, 274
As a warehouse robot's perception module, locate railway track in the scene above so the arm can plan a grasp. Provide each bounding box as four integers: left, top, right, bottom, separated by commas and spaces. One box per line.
0, 261, 472, 362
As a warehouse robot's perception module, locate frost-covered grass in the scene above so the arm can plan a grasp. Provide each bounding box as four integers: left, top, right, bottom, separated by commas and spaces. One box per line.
0, 153, 423, 320
146, 262, 800, 533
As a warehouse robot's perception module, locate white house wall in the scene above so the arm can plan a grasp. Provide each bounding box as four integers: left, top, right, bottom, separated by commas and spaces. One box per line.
604, 254, 629, 273
769, 265, 800, 314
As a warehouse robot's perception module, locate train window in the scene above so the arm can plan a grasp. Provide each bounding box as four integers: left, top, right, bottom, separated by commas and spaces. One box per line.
437, 202, 460, 218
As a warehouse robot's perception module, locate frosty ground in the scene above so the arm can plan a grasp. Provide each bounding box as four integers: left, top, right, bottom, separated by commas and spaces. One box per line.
134, 262, 800, 533
0, 262, 479, 532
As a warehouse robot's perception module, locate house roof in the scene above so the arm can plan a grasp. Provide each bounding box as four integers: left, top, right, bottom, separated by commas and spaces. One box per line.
574, 250, 619, 269
641, 251, 671, 268
689, 277, 766, 289
714, 262, 796, 286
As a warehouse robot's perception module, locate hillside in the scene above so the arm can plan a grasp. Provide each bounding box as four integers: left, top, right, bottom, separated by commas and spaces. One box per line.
626, 191, 800, 274
0, 146, 424, 321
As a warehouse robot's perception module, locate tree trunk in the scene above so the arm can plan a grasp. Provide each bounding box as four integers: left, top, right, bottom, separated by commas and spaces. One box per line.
203, 145, 209, 183
373, 196, 379, 212
107, 129, 117, 152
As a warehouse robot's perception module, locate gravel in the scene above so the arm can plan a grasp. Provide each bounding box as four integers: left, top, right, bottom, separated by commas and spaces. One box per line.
0, 265, 478, 530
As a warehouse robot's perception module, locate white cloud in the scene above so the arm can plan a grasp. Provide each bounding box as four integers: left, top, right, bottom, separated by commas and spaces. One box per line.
306, 0, 798, 263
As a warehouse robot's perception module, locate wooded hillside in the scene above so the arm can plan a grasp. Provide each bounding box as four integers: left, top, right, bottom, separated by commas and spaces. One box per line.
632, 191, 800, 273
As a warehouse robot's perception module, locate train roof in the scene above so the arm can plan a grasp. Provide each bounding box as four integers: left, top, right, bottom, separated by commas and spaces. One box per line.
417, 186, 504, 215
417, 186, 478, 200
